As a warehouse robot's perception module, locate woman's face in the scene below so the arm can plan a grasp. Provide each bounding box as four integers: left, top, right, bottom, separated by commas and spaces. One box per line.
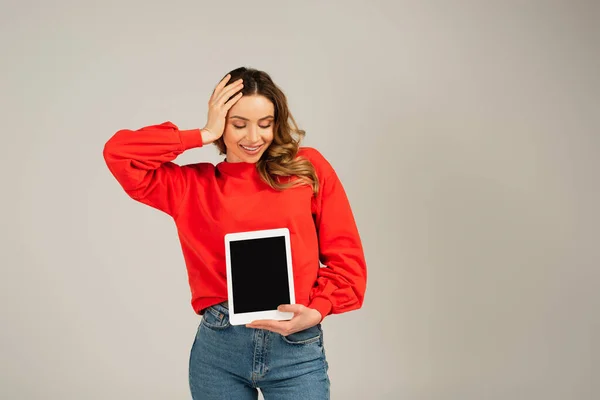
223, 95, 275, 163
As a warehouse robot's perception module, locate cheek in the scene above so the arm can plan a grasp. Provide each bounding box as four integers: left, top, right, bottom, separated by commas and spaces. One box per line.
262, 129, 275, 143
223, 129, 243, 146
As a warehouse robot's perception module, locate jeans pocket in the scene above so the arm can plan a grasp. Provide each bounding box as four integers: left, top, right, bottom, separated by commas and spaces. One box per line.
281, 324, 322, 345
200, 305, 230, 330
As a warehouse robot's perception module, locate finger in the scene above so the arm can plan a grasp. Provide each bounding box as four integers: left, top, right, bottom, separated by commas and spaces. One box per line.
215, 81, 244, 105
246, 319, 275, 325
224, 91, 243, 109
218, 73, 231, 88
248, 314, 302, 326
277, 304, 304, 313
246, 319, 279, 327
212, 76, 242, 100
247, 320, 293, 332
210, 74, 232, 101
211, 77, 242, 106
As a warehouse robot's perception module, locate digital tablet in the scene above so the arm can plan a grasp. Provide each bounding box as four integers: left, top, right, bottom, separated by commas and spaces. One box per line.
224, 228, 296, 326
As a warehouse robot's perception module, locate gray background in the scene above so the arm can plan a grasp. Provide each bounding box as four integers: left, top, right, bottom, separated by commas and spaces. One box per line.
1, 0, 598, 399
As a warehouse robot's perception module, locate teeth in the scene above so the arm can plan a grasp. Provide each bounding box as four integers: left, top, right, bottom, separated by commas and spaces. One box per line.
241, 145, 260, 151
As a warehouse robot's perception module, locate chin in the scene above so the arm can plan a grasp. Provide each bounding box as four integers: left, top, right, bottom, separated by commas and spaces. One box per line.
237, 143, 268, 162
240, 153, 263, 163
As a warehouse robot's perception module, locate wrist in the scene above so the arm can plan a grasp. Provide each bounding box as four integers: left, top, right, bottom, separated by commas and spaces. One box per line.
200, 128, 214, 145
310, 307, 323, 323
308, 297, 332, 323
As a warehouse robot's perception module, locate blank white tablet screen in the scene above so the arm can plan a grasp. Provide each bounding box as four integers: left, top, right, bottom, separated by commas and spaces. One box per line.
230, 235, 291, 313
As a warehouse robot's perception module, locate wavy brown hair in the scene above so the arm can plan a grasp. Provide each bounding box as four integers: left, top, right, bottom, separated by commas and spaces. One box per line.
213, 67, 319, 196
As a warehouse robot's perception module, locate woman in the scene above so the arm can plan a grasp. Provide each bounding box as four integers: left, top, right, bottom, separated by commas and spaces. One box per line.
103, 67, 367, 399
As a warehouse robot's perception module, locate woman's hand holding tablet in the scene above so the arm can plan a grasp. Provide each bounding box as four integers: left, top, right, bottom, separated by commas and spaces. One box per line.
245, 303, 323, 335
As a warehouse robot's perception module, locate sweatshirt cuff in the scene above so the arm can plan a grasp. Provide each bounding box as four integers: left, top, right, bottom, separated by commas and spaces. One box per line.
179, 128, 204, 150
308, 297, 333, 323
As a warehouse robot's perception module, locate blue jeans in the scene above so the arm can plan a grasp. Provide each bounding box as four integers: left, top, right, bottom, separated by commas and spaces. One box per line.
189, 301, 330, 399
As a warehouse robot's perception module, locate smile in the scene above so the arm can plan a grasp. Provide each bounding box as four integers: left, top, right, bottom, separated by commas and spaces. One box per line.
240, 144, 263, 153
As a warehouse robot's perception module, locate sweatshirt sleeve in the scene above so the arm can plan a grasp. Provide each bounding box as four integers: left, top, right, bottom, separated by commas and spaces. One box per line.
306, 148, 368, 322
102, 121, 204, 218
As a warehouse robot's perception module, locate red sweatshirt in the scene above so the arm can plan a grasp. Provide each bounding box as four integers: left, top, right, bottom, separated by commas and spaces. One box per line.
102, 121, 367, 322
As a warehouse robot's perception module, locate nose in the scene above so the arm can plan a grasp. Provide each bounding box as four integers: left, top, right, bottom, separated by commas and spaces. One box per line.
246, 126, 260, 143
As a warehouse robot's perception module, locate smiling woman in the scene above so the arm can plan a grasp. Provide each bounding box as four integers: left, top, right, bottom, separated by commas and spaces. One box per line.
222, 95, 275, 162
210, 67, 321, 195
102, 66, 368, 400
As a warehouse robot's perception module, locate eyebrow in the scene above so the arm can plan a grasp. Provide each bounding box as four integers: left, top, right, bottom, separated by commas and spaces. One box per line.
229, 115, 274, 121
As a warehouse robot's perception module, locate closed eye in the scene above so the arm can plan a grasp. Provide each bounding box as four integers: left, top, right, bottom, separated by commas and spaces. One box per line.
233, 124, 272, 129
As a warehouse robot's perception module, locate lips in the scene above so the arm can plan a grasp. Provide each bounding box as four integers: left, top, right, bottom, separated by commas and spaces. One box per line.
240, 144, 263, 154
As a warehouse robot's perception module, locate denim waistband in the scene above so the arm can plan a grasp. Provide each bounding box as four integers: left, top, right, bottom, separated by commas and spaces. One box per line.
210, 300, 228, 310
201, 300, 228, 316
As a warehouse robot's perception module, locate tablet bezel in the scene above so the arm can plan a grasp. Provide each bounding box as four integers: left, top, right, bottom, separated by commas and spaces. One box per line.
224, 227, 296, 326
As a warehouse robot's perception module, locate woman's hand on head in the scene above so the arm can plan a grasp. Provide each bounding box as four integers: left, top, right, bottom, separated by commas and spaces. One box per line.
201, 73, 244, 145
245, 304, 322, 335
